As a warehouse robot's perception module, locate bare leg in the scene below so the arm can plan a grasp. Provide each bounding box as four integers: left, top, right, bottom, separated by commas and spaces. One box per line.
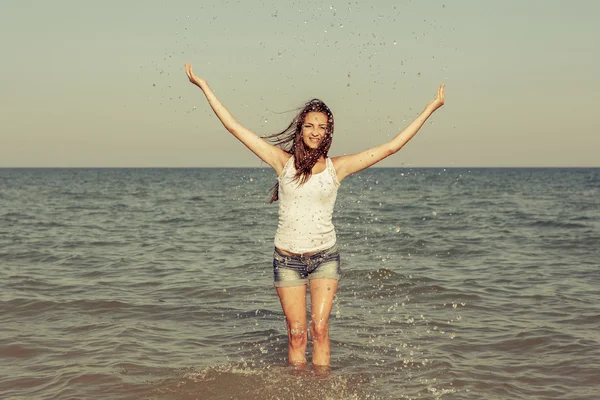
276, 285, 307, 365
309, 278, 338, 366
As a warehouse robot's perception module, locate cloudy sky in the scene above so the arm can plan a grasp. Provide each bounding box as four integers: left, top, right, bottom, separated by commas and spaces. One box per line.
1, 0, 598, 167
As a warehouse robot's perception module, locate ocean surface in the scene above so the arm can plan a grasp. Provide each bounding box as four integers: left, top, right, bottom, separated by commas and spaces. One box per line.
1, 167, 599, 400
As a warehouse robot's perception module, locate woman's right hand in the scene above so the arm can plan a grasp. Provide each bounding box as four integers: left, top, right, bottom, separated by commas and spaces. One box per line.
185, 64, 206, 88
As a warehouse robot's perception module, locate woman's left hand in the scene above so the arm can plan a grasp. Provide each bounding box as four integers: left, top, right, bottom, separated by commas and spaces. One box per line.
426, 84, 445, 112
185, 64, 206, 88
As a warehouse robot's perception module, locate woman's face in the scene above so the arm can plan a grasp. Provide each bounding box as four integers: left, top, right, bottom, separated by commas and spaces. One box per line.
301, 111, 329, 150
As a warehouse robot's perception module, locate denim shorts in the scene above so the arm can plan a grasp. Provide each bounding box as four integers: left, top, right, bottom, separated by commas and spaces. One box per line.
273, 244, 341, 287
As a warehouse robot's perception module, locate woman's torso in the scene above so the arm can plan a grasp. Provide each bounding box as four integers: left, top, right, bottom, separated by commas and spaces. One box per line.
274, 155, 341, 255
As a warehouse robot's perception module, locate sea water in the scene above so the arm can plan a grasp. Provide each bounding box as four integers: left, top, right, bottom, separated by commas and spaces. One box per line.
1, 168, 599, 399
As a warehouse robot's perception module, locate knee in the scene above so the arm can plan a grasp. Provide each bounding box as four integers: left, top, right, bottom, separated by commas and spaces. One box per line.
310, 319, 329, 342
288, 325, 307, 349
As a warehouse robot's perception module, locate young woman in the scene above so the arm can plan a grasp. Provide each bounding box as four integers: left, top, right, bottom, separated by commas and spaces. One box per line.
184, 64, 445, 367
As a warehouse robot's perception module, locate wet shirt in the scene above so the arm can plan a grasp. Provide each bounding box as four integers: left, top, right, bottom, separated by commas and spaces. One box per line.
274, 156, 340, 254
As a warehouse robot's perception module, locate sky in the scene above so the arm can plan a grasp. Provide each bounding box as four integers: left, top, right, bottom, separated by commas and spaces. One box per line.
1, 0, 598, 167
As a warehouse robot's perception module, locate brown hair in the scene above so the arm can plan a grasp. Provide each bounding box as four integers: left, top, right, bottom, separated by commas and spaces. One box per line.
264, 99, 334, 203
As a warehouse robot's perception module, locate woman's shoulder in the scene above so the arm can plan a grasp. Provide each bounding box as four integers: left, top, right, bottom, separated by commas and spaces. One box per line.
330, 156, 344, 170
282, 153, 293, 167
277, 153, 294, 179
327, 156, 342, 186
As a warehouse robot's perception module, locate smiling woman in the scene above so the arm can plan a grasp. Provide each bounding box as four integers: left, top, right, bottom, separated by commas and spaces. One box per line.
184, 63, 444, 369
262, 99, 336, 202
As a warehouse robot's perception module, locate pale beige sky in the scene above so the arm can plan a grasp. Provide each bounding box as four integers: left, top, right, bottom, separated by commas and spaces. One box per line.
1, 0, 598, 167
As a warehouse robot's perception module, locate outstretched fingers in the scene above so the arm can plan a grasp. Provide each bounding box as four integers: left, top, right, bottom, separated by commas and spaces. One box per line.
427, 84, 445, 111
184, 63, 204, 86
184, 64, 194, 81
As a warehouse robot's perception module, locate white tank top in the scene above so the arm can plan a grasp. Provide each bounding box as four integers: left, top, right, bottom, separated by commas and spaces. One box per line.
274, 156, 341, 254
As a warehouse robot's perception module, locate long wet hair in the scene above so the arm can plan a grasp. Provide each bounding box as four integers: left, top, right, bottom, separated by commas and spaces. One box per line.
264, 99, 335, 203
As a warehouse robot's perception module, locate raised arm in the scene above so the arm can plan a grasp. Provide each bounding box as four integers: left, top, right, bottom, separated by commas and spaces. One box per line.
184, 64, 289, 174
332, 84, 445, 182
